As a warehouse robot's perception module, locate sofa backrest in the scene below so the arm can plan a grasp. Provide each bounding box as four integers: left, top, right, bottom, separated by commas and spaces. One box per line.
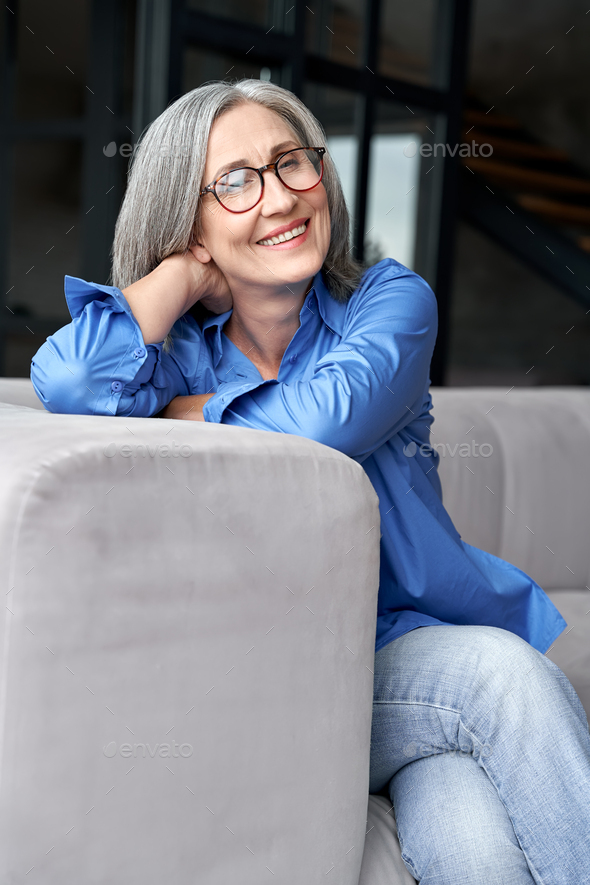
2, 378, 588, 590
431, 388, 590, 591
0, 377, 45, 409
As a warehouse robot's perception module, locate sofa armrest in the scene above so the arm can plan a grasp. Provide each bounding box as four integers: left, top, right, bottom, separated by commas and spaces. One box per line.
0, 405, 380, 884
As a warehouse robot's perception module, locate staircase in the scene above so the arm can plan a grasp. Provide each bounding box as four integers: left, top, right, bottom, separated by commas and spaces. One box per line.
459, 99, 590, 311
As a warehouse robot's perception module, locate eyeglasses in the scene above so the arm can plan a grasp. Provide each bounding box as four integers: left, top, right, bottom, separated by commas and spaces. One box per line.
199, 146, 326, 214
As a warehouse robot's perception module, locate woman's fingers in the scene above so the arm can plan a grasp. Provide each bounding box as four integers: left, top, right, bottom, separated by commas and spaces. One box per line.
198, 260, 233, 313
181, 248, 232, 313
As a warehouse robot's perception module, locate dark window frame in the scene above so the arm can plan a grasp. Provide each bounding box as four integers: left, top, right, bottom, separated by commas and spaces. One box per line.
0, 0, 472, 382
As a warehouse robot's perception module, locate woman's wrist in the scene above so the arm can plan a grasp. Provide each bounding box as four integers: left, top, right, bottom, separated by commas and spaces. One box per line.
160, 393, 215, 421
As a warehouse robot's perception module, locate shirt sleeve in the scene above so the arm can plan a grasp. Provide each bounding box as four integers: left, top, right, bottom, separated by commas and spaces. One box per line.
202, 263, 438, 462
30, 275, 213, 417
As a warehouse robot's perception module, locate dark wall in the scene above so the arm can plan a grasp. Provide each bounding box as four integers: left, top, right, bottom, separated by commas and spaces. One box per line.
447, 0, 590, 385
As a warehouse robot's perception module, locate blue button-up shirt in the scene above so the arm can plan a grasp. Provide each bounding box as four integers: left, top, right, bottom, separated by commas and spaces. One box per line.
31, 258, 566, 654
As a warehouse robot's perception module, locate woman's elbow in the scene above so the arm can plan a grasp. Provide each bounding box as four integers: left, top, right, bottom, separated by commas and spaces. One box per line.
30, 345, 96, 415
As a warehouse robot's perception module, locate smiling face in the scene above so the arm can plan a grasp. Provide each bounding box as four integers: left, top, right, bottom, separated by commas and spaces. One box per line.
194, 101, 331, 302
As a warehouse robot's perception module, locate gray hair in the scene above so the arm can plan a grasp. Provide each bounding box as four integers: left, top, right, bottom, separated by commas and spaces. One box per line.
111, 79, 363, 349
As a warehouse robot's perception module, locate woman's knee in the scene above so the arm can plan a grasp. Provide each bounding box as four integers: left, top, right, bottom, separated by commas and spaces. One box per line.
374, 624, 586, 740
456, 627, 589, 742
464, 626, 575, 699
467, 625, 539, 663
379, 624, 545, 695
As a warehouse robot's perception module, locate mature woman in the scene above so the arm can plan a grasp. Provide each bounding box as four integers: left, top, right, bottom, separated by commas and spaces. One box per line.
31, 80, 590, 883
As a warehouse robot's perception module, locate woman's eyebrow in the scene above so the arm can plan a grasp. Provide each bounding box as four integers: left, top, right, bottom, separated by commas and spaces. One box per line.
211, 141, 299, 180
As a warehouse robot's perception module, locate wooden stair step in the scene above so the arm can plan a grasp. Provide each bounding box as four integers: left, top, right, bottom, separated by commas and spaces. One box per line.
461, 132, 569, 163
515, 194, 590, 226
464, 108, 521, 130
463, 157, 590, 195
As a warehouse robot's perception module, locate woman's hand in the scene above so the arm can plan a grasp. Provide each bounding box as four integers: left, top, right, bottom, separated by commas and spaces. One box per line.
183, 245, 233, 315
160, 393, 215, 421
121, 249, 232, 345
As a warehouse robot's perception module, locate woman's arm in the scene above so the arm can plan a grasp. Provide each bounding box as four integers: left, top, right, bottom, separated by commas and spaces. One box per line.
30, 252, 230, 417
121, 252, 231, 344
199, 262, 437, 461
159, 393, 215, 421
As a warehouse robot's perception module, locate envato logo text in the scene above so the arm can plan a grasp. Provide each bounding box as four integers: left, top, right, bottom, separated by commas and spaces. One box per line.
403, 141, 493, 158
403, 741, 493, 759
103, 741, 193, 758
103, 441, 194, 458
103, 141, 191, 159
403, 440, 493, 458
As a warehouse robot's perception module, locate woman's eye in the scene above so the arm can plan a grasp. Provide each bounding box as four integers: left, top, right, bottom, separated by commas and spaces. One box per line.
219, 170, 246, 190
218, 181, 243, 194
218, 169, 258, 193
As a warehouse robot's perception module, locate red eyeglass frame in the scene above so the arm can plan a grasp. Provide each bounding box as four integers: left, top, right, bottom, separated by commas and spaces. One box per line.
198, 146, 326, 213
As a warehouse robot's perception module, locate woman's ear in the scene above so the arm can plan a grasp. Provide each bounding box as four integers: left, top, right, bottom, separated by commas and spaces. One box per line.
188, 218, 213, 262
188, 224, 212, 263
188, 241, 212, 263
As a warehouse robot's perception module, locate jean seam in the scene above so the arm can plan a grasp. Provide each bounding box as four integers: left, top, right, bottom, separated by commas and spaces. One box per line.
457, 720, 555, 885
373, 699, 462, 716
400, 850, 419, 880
397, 828, 420, 880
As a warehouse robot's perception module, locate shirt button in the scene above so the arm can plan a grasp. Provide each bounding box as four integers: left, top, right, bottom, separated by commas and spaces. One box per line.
110, 380, 123, 393
307, 296, 314, 308
289, 353, 298, 363
133, 347, 146, 359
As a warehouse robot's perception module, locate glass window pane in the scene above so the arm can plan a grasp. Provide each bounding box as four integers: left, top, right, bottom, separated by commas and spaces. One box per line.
186, 0, 288, 32
325, 136, 357, 223
7, 141, 81, 319
14, 0, 90, 119
5, 140, 81, 376
365, 102, 434, 269
303, 84, 359, 230
379, 0, 438, 87
183, 46, 282, 92
305, 0, 364, 69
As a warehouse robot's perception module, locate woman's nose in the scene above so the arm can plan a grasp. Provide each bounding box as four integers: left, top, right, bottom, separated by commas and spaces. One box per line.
260, 170, 297, 216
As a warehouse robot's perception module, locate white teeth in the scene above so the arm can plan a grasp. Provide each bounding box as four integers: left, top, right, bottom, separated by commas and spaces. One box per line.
258, 222, 307, 246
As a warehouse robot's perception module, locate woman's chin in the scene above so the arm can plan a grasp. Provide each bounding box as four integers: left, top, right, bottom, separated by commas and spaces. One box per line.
263, 246, 326, 284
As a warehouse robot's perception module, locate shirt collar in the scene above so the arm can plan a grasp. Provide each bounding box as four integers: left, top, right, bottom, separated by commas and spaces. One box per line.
201, 268, 347, 368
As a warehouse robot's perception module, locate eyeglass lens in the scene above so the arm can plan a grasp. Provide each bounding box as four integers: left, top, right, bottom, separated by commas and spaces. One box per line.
215, 148, 322, 211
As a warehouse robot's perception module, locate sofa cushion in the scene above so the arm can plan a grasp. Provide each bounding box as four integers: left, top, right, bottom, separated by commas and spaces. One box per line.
359, 796, 416, 884
431, 388, 590, 591
544, 589, 590, 720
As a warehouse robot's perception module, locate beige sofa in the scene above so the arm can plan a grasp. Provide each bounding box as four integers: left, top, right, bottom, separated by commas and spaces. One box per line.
1, 378, 588, 885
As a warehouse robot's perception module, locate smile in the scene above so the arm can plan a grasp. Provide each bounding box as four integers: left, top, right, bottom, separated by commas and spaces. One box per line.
257, 220, 308, 246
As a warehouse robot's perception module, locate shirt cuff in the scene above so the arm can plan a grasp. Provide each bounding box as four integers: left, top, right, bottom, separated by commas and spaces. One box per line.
65, 275, 165, 416
64, 274, 141, 320
202, 379, 277, 423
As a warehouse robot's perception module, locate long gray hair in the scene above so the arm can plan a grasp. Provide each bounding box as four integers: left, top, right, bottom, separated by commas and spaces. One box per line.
111, 79, 363, 344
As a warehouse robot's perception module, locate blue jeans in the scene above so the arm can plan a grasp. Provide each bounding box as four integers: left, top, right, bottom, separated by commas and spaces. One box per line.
369, 625, 590, 884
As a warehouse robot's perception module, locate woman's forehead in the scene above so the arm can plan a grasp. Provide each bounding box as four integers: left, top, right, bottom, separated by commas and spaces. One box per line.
204, 104, 298, 175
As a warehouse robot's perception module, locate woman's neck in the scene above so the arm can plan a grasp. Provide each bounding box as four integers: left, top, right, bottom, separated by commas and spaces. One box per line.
224, 277, 314, 379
